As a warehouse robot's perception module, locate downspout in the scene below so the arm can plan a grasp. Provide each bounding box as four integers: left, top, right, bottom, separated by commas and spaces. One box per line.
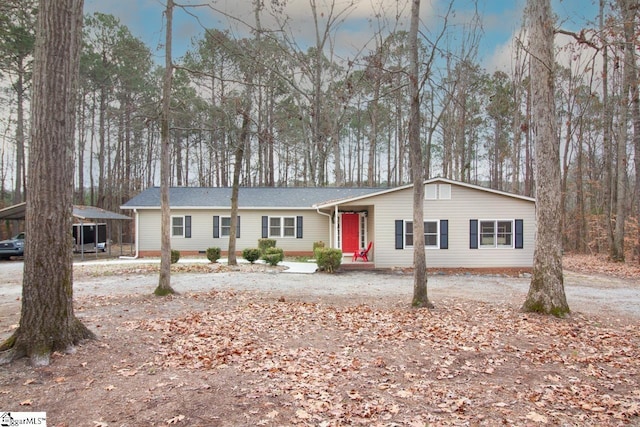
119, 208, 139, 259
315, 206, 333, 248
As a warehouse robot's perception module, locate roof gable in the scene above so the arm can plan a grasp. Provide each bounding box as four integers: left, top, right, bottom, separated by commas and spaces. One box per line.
314, 177, 535, 208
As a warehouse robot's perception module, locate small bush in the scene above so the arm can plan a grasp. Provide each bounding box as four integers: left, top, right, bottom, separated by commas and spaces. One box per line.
313, 241, 325, 258
262, 247, 284, 266
258, 238, 276, 254
315, 248, 342, 273
206, 247, 221, 263
170, 249, 180, 264
242, 248, 261, 264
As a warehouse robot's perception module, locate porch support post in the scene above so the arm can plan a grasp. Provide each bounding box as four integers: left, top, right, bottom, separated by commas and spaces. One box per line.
334, 205, 339, 249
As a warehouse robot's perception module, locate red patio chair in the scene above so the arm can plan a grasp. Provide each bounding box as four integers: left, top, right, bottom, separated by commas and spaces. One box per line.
352, 241, 372, 262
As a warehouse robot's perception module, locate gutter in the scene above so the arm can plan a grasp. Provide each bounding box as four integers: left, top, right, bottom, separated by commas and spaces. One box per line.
119, 208, 139, 259
315, 207, 333, 248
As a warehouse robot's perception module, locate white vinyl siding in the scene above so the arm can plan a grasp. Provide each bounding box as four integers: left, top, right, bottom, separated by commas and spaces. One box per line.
131, 179, 534, 268
358, 183, 535, 268
136, 209, 327, 253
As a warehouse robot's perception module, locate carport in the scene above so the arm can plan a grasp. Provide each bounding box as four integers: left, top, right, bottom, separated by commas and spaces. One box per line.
0, 202, 131, 260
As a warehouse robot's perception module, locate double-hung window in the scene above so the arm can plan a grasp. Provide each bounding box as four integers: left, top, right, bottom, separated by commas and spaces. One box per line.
270, 216, 296, 238
172, 216, 185, 237
404, 220, 439, 249
213, 215, 240, 238
171, 215, 191, 238
220, 217, 232, 237
480, 220, 513, 248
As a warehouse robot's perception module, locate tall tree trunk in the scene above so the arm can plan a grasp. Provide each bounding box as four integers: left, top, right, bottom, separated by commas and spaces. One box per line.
97, 83, 106, 207
576, 122, 587, 252
89, 93, 96, 204
521, 0, 569, 316
601, 0, 614, 253
228, 108, 249, 265
13, 67, 25, 205
76, 92, 86, 204
631, 19, 640, 264
156, 0, 176, 296
408, 0, 432, 309
0, 0, 95, 366
611, 0, 634, 262
524, 79, 533, 197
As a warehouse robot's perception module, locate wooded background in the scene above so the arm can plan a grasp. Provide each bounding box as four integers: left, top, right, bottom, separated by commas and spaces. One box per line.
0, 0, 638, 262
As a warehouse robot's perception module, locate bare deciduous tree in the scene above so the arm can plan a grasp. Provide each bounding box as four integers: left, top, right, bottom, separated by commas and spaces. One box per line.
409, 0, 431, 309
156, 0, 176, 296
521, 0, 570, 316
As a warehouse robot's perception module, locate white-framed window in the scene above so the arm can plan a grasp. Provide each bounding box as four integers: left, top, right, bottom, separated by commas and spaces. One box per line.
404, 220, 439, 248
479, 220, 513, 248
213, 215, 239, 238
269, 216, 296, 238
171, 216, 185, 237
220, 216, 231, 237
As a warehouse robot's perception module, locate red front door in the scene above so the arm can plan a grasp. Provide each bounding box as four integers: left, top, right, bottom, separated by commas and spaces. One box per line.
341, 213, 360, 253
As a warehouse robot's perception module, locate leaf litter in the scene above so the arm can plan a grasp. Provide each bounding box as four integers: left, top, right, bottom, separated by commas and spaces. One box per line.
118, 289, 640, 426
0, 256, 638, 426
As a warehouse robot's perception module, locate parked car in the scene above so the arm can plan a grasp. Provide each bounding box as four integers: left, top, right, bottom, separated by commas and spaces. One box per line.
0, 232, 25, 260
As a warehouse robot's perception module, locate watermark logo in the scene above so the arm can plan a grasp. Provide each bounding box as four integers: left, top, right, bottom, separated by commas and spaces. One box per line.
0, 412, 47, 427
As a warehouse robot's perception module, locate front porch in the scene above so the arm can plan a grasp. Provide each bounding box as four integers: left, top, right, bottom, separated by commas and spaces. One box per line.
340, 255, 376, 271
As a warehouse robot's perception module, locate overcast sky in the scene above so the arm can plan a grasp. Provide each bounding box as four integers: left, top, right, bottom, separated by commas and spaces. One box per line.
83, 0, 600, 74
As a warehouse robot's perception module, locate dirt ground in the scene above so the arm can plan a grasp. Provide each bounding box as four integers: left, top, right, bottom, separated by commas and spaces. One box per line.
0, 255, 639, 426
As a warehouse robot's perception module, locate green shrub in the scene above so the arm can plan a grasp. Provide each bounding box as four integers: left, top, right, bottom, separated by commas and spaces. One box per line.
313, 241, 325, 258
262, 247, 284, 266
206, 247, 221, 263
170, 249, 180, 264
315, 248, 342, 273
258, 238, 276, 254
242, 248, 261, 263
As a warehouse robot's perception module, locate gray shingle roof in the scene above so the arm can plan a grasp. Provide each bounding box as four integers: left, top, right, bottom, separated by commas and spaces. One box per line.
121, 187, 383, 209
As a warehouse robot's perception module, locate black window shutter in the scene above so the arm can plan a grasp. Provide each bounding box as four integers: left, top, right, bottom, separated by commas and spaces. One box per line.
213, 216, 219, 238
262, 216, 268, 238
185, 215, 192, 238
469, 219, 478, 249
440, 220, 448, 249
515, 219, 524, 249
296, 216, 303, 238
236, 216, 241, 238
395, 220, 404, 249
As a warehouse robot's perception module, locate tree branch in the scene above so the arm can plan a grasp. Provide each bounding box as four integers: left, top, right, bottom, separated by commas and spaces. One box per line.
555, 28, 600, 50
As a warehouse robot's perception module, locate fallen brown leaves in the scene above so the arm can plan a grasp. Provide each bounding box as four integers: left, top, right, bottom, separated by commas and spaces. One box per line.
564, 253, 640, 279
80, 261, 284, 278
126, 290, 640, 426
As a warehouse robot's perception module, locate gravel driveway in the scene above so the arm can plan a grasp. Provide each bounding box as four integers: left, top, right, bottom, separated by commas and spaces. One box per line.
0, 259, 638, 320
